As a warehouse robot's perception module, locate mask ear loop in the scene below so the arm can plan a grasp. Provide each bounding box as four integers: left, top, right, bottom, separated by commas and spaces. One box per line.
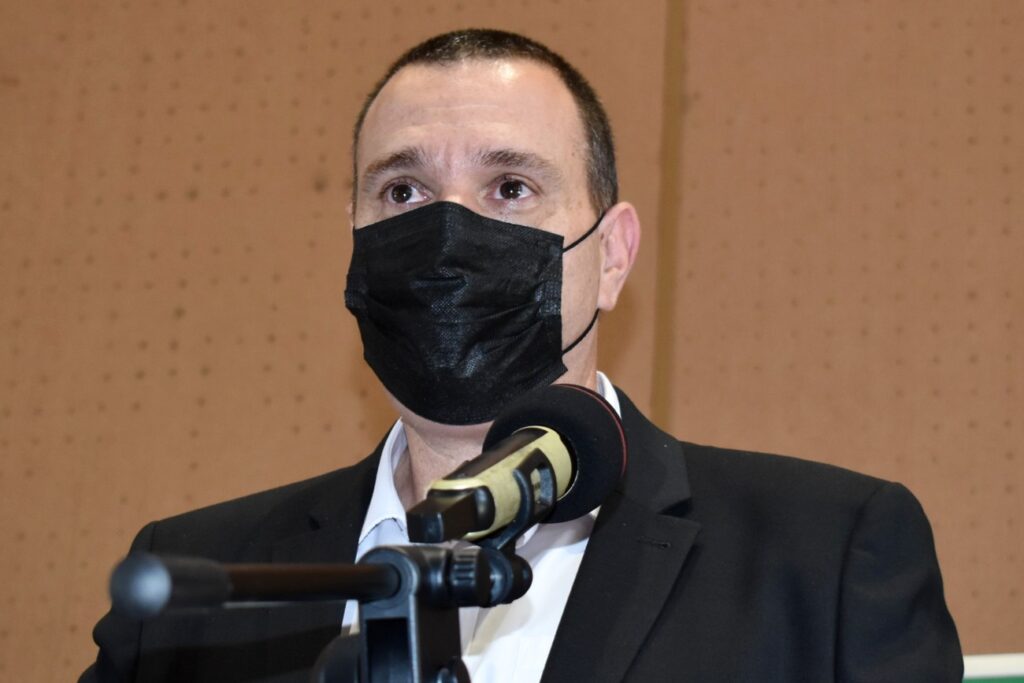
560, 209, 607, 354
562, 210, 607, 252
562, 309, 600, 355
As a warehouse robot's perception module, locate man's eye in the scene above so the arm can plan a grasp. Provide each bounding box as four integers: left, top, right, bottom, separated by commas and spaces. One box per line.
497, 179, 532, 200
387, 183, 422, 204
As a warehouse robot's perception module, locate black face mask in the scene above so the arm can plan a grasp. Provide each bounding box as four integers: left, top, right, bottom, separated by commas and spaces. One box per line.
344, 201, 601, 425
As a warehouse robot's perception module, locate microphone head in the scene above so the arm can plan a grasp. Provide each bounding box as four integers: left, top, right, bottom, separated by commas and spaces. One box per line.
110, 553, 172, 619
483, 383, 627, 523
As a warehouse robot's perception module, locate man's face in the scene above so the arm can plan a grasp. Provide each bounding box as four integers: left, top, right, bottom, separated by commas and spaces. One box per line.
353, 58, 605, 395
354, 58, 596, 232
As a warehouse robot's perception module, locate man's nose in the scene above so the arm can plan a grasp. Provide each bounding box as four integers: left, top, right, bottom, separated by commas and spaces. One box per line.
436, 192, 480, 214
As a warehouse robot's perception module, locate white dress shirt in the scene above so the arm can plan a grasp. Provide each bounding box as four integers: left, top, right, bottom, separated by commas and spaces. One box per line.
341, 372, 622, 682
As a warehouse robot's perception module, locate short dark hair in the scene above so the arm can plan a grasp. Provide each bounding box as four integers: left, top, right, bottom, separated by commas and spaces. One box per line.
352, 28, 618, 214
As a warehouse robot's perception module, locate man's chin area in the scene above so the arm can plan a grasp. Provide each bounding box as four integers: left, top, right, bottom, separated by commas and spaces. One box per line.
384, 392, 493, 438
381, 365, 600, 430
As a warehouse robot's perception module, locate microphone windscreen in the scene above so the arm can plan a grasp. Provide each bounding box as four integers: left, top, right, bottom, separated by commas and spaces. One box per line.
483, 383, 627, 523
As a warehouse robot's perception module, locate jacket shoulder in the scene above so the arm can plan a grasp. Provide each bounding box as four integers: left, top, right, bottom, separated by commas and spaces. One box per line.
141, 453, 380, 559
682, 441, 888, 494
671, 440, 929, 557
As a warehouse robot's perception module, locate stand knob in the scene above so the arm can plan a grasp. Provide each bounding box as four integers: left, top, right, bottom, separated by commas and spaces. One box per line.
448, 547, 491, 607
447, 546, 533, 607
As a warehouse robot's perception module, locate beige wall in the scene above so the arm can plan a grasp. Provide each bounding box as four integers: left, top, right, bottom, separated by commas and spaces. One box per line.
0, 1, 1020, 679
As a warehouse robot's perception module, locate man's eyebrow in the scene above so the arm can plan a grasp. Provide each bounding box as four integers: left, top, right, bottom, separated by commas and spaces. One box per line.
360, 146, 564, 190
360, 147, 427, 188
476, 149, 563, 182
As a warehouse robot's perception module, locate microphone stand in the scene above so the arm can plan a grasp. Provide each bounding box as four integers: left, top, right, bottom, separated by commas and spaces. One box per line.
311, 544, 532, 683
111, 546, 531, 683
109, 456, 549, 682
315, 451, 550, 682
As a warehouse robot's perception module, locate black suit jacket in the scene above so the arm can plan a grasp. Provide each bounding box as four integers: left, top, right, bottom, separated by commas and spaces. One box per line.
82, 390, 962, 682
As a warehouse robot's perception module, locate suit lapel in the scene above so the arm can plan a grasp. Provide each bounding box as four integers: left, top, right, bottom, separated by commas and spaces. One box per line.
542, 390, 701, 683
250, 448, 383, 679
270, 448, 382, 564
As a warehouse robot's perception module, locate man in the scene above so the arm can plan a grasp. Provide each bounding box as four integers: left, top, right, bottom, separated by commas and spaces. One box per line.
83, 29, 962, 682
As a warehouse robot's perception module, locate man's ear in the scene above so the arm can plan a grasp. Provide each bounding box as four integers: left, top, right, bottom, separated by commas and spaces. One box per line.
347, 201, 355, 229
597, 201, 641, 311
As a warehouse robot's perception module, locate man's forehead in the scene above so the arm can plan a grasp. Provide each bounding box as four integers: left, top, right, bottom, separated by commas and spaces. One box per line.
359, 59, 583, 147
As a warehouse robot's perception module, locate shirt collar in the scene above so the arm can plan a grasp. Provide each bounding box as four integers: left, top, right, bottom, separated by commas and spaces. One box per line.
595, 370, 622, 417
356, 417, 409, 545
356, 372, 621, 546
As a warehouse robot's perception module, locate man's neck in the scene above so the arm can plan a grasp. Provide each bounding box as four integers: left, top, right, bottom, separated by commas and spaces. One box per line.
394, 420, 490, 509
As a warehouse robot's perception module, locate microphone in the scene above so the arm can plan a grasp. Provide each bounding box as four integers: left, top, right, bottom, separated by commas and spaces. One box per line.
406, 383, 627, 544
